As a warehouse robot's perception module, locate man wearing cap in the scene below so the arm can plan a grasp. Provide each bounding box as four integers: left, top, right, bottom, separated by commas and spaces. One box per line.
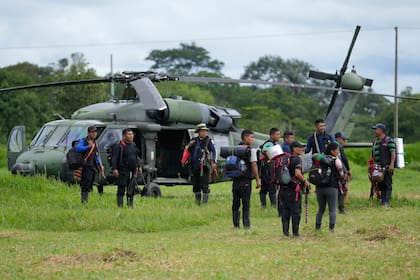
334, 132, 351, 214
372, 123, 396, 207
75, 125, 103, 203
281, 131, 295, 154
278, 141, 310, 237
305, 119, 335, 154
185, 123, 217, 204
259, 128, 281, 208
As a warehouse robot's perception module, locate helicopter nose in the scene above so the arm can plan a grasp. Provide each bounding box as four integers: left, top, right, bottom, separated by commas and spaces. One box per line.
10, 161, 35, 175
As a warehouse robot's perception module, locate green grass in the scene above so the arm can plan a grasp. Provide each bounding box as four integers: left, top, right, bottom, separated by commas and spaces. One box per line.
0, 158, 419, 279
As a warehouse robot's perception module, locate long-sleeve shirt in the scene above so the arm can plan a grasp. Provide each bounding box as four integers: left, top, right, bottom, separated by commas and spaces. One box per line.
75, 138, 102, 168
305, 132, 335, 154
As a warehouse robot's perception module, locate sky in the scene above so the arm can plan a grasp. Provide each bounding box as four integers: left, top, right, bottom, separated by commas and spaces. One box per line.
1, 0, 419, 95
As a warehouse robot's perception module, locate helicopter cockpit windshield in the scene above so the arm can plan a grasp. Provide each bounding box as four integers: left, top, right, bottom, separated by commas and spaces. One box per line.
44, 126, 69, 147
30, 125, 55, 148
59, 126, 86, 147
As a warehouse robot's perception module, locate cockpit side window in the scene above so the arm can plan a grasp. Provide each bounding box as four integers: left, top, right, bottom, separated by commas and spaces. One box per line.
59, 126, 87, 147
30, 126, 55, 148
98, 128, 123, 152
45, 126, 69, 147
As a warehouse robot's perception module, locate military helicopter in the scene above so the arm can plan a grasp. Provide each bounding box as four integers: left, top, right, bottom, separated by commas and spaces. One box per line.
3, 26, 414, 196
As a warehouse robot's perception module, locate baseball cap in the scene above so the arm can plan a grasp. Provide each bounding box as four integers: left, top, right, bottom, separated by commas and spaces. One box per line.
87, 125, 97, 132
334, 131, 348, 140
371, 123, 386, 131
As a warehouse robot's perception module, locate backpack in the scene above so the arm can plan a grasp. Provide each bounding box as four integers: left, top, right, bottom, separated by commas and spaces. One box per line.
269, 153, 291, 185
225, 155, 247, 178
308, 154, 334, 187
66, 147, 84, 170
258, 139, 275, 180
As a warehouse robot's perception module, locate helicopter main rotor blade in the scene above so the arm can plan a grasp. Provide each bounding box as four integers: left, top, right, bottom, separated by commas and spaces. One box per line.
340, 25, 361, 77
0, 78, 111, 93
308, 70, 337, 81
178, 76, 420, 101
130, 78, 167, 111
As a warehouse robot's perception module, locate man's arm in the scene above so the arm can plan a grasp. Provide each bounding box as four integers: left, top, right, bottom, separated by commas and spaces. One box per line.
75, 138, 89, 153
112, 144, 121, 176
250, 148, 261, 188
305, 135, 312, 154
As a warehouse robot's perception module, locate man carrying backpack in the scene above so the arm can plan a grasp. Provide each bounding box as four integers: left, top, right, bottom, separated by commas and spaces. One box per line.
112, 128, 142, 208
232, 130, 261, 229
305, 119, 335, 154
185, 123, 217, 205
334, 132, 351, 214
75, 126, 103, 203
278, 141, 310, 237
259, 128, 281, 208
372, 123, 396, 207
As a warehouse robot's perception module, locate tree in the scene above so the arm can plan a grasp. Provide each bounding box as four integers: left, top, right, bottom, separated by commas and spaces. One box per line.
146, 42, 224, 76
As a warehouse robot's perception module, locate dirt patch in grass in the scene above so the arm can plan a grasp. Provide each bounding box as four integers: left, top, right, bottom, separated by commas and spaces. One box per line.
0, 231, 19, 239
101, 248, 139, 263
358, 225, 401, 241
44, 254, 95, 265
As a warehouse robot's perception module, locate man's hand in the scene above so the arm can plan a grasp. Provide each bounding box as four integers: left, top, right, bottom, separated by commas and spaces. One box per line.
113, 169, 119, 177
256, 179, 261, 189
99, 164, 104, 172
347, 171, 352, 180
87, 139, 94, 147
388, 164, 395, 173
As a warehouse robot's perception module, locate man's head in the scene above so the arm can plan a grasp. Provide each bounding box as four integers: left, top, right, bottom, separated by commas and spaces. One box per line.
241, 129, 254, 145
372, 123, 386, 137
290, 141, 305, 155
269, 128, 281, 143
335, 131, 348, 145
195, 123, 209, 139
314, 119, 326, 134
122, 128, 134, 143
87, 125, 97, 140
283, 130, 295, 144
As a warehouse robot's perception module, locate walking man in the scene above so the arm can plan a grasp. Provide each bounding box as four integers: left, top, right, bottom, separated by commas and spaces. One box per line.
75, 125, 103, 203
232, 130, 261, 229
185, 123, 217, 205
112, 128, 142, 208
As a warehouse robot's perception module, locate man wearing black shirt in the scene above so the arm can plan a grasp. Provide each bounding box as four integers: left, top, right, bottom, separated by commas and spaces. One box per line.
279, 141, 310, 237
112, 128, 141, 208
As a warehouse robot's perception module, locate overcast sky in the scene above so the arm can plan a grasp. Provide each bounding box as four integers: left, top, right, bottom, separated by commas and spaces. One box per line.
1, 0, 419, 95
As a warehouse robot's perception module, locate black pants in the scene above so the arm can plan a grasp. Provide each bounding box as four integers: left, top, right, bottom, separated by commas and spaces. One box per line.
279, 187, 302, 233
80, 166, 96, 193
232, 177, 252, 228
378, 171, 393, 205
191, 169, 210, 194
259, 178, 277, 207
316, 187, 337, 227
117, 172, 134, 198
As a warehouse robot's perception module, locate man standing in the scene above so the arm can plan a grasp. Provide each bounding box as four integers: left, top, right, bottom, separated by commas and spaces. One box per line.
259, 128, 281, 208
186, 123, 217, 205
305, 119, 335, 154
281, 131, 295, 154
112, 128, 141, 208
232, 130, 261, 229
278, 141, 310, 237
75, 126, 103, 203
372, 123, 396, 207
334, 132, 351, 214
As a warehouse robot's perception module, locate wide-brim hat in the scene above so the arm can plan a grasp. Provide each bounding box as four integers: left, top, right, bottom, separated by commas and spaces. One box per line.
195, 123, 209, 132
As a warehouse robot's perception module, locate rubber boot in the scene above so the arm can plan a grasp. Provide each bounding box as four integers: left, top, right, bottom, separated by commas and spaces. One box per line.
194, 192, 202, 205
243, 210, 251, 229
329, 224, 335, 233
202, 193, 209, 204
292, 223, 300, 237
282, 220, 290, 236
269, 192, 277, 208
260, 193, 267, 208
315, 223, 321, 231
81, 192, 89, 203
127, 196, 134, 208
233, 211, 240, 228
97, 185, 104, 195
117, 196, 124, 208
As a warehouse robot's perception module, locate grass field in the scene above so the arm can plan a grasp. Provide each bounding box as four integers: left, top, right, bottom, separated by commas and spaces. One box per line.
0, 147, 419, 279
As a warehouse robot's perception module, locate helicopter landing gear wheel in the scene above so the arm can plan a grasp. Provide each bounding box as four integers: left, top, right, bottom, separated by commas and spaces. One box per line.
144, 182, 161, 197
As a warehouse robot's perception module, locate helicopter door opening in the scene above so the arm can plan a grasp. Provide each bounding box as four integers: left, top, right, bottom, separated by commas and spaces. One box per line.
156, 130, 190, 179
7, 126, 26, 170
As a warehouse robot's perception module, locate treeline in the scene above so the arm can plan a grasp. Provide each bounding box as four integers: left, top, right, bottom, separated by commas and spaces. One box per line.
0, 43, 419, 143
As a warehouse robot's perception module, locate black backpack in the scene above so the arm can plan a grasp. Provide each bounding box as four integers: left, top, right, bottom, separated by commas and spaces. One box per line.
269, 154, 292, 185
308, 154, 334, 187
66, 147, 84, 170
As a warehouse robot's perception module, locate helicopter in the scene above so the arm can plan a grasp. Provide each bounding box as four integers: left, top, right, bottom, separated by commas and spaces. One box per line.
4, 25, 413, 196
